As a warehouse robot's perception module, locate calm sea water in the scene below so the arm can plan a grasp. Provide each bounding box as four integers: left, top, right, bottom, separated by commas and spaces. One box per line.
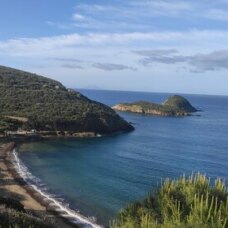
18, 90, 228, 226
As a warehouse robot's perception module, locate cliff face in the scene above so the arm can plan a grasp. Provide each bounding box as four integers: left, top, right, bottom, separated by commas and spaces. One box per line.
0, 66, 134, 135
112, 95, 198, 117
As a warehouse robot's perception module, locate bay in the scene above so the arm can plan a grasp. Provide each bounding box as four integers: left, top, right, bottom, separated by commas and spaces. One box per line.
18, 90, 228, 225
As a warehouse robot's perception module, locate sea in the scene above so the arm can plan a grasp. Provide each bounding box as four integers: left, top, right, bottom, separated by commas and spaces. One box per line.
16, 90, 228, 226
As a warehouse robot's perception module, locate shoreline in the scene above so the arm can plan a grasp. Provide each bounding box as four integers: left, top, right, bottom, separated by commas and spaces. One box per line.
0, 142, 102, 228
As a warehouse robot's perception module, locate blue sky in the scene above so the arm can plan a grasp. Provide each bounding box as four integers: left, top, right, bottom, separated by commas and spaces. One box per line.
1, 0, 228, 95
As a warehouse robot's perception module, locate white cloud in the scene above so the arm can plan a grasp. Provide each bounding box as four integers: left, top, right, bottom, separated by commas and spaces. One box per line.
205, 9, 228, 21
1, 30, 228, 56
72, 13, 86, 21
2, 0, 228, 94
92, 63, 137, 71
130, 0, 194, 15
46, 21, 72, 30
134, 49, 228, 72
1, 30, 228, 75
45, 1, 228, 33
75, 4, 117, 13
218, 0, 228, 4
61, 64, 84, 69
70, 1, 194, 32
133, 49, 178, 57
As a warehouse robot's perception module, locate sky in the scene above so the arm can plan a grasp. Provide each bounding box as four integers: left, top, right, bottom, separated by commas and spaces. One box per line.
1, 0, 228, 95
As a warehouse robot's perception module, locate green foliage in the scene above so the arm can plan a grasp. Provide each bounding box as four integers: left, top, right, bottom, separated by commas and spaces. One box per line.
0, 209, 51, 228
0, 197, 51, 228
163, 95, 197, 113
0, 66, 133, 134
0, 197, 25, 212
0, 116, 23, 133
118, 95, 197, 116
111, 173, 228, 228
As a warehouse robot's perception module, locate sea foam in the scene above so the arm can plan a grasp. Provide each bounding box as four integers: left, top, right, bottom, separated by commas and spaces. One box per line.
12, 148, 102, 228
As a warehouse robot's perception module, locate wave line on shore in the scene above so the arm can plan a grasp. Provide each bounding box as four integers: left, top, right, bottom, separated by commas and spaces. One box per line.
12, 148, 102, 228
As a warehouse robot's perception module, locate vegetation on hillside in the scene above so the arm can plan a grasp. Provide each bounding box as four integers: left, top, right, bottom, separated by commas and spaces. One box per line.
0, 66, 134, 135
0, 197, 52, 228
111, 173, 228, 228
113, 95, 197, 116
163, 95, 197, 113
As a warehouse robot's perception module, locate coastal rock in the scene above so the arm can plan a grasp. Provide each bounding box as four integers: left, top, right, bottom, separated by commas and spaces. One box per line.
0, 66, 134, 136
112, 95, 198, 116
163, 95, 197, 113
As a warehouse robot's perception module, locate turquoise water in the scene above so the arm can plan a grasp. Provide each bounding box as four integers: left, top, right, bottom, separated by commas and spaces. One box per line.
18, 90, 228, 226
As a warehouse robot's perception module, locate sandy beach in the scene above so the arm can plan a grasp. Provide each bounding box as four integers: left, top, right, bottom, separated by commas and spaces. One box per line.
0, 142, 77, 228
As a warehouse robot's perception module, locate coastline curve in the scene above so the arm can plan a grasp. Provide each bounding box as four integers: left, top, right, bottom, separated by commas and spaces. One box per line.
11, 146, 102, 228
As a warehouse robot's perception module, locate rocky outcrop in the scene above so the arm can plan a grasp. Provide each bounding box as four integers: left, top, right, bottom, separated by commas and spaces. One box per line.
112, 95, 198, 117
163, 95, 197, 113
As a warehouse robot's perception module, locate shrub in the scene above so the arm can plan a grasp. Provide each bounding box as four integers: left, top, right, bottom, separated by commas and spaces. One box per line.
111, 173, 228, 228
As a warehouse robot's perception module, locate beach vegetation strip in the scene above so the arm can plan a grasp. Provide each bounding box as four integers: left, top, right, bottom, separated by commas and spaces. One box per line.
0, 143, 83, 228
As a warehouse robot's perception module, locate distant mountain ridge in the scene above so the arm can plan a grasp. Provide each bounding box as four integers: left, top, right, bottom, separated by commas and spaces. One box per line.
0, 66, 134, 136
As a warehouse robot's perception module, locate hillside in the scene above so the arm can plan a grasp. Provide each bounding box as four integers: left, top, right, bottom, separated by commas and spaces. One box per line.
163, 95, 197, 113
112, 95, 198, 116
0, 66, 134, 136
0, 197, 52, 228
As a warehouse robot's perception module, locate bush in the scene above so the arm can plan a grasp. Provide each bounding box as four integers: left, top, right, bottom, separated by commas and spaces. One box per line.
111, 173, 228, 228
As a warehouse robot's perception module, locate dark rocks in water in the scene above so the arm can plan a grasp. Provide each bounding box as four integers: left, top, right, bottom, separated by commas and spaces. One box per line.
0, 66, 134, 136
113, 95, 198, 116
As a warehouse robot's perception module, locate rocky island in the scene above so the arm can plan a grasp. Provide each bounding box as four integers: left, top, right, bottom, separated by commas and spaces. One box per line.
0, 66, 134, 138
112, 95, 198, 116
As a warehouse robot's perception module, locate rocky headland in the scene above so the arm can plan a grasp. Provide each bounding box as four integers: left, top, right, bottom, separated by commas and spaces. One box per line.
112, 95, 198, 116
0, 66, 134, 139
